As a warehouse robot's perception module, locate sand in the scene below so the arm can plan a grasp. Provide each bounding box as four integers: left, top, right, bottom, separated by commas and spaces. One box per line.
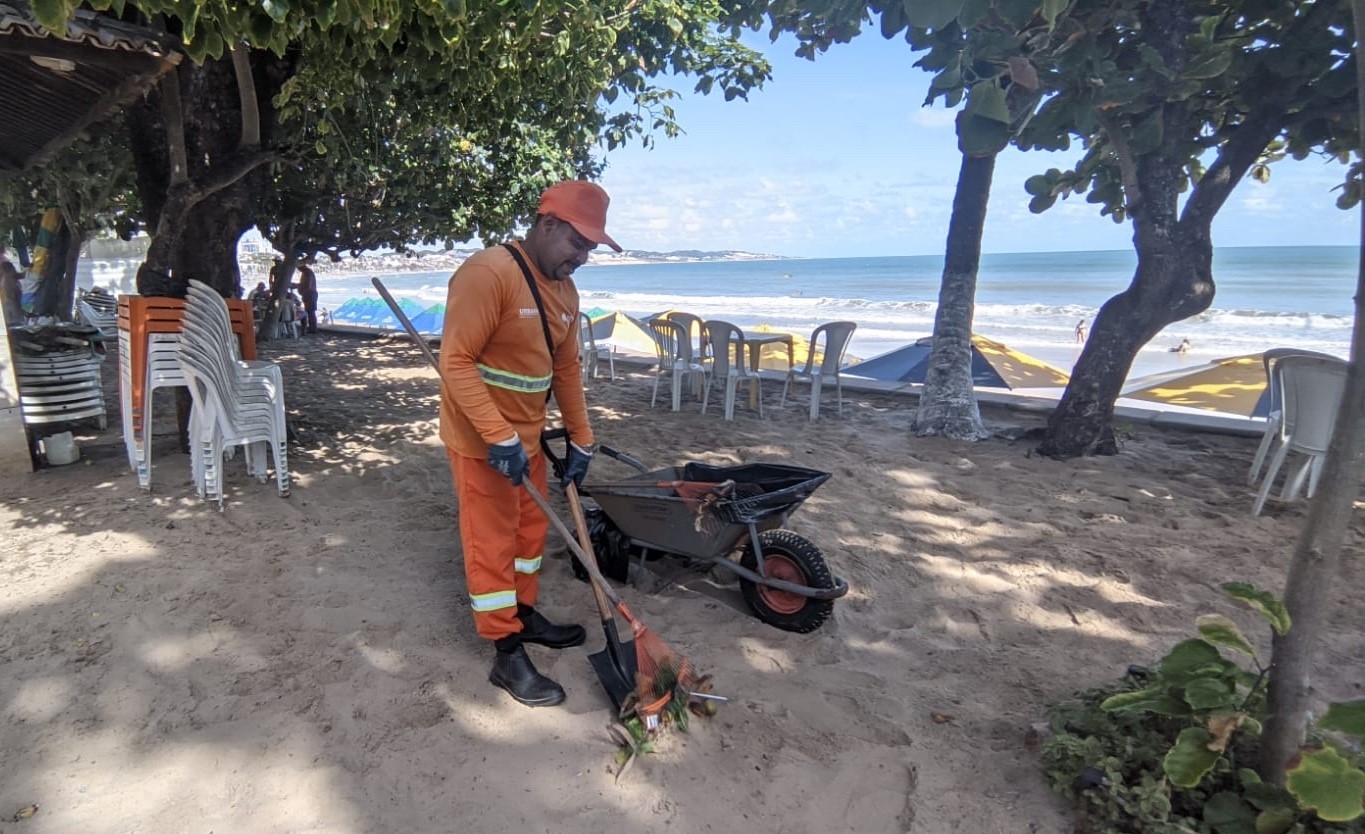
2, 331, 1362, 834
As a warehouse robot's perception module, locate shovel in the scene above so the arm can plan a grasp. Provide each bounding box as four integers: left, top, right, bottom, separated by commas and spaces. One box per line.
371, 276, 639, 711
562, 481, 637, 712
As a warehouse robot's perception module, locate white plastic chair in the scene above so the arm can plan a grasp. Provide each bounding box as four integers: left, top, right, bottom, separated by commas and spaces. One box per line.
647, 317, 707, 411
781, 320, 858, 421
75, 297, 118, 338
578, 311, 614, 380
1251, 353, 1348, 516
701, 319, 762, 421
1247, 348, 1342, 487
129, 332, 188, 490
13, 348, 107, 431
180, 281, 289, 507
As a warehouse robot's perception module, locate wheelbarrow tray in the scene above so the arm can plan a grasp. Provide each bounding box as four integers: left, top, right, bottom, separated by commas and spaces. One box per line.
585, 461, 831, 560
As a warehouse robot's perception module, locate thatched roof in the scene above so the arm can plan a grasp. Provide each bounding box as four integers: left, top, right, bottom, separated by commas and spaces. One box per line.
0, 1, 181, 171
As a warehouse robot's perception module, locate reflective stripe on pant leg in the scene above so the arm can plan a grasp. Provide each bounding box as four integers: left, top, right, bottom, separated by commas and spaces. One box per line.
449, 448, 521, 641
513, 452, 549, 608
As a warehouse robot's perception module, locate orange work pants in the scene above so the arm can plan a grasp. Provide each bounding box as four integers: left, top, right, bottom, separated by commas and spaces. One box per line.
448, 448, 549, 641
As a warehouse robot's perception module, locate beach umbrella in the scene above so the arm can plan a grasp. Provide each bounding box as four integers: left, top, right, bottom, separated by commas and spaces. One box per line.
407, 304, 446, 334
746, 323, 864, 372
1121, 353, 1270, 417
333, 296, 422, 327
587, 311, 657, 358
843, 334, 1070, 389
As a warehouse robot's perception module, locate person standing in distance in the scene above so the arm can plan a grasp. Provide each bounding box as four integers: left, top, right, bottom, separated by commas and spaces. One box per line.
438, 180, 622, 707
297, 261, 319, 334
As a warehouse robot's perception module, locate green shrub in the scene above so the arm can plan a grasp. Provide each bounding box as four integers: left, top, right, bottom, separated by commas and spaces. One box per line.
1039, 583, 1365, 834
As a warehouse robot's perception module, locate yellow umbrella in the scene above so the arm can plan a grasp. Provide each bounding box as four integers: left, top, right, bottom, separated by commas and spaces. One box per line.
1121, 353, 1270, 416
746, 324, 863, 372
587, 311, 657, 358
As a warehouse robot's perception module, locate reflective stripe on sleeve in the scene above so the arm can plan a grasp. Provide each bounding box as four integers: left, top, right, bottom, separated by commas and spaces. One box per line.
477, 363, 552, 394
469, 589, 518, 612
514, 555, 542, 575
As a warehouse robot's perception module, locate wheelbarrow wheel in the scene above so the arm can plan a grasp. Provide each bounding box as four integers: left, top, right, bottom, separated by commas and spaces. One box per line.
739, 530, 834, 633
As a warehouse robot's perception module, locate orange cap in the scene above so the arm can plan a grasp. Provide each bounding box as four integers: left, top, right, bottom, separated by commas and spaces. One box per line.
538, 180, 623, 253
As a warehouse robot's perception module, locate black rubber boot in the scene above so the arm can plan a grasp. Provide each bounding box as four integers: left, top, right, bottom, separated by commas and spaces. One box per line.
517, 604, 586, 649
489, 637, 566, 707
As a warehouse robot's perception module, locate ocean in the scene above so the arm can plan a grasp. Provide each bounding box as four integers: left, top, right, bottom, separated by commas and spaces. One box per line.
318, 245, 1358, 382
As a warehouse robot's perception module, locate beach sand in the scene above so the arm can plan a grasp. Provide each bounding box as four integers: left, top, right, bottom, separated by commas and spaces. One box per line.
2, 332, 1362, 834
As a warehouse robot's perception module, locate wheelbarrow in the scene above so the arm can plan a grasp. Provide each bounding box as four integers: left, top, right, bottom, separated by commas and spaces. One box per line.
543, 431, 848, 633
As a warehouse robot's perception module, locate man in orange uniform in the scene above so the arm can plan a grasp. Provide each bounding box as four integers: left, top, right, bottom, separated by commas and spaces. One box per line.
438, 181, 622, 707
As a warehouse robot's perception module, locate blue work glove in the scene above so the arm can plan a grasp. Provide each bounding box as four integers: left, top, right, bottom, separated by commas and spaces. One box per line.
560, 442, 594, 490
487, 436, 529, 485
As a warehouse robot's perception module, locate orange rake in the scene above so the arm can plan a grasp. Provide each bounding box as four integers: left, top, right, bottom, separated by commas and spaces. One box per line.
527, 481, 694, 726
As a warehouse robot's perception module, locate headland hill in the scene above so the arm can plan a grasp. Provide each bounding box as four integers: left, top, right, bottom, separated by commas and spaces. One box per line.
302, 247, 792, 276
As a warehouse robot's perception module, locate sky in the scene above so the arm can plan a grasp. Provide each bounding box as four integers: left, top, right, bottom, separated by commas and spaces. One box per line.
595, 31, 1359, 260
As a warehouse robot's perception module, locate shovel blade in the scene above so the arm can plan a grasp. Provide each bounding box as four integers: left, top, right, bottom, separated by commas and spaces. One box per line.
588, 623, 638, 711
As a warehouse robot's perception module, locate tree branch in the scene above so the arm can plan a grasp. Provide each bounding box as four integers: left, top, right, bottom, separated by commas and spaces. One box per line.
159, 70, 188, 187
1095, 109, 1143, 216
184, 150, 279, 210
1182, 0, 1346, 227
231, 43, 261, 149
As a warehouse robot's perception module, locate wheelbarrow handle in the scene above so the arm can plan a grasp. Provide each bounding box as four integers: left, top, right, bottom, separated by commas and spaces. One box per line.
599, 444, 648, 473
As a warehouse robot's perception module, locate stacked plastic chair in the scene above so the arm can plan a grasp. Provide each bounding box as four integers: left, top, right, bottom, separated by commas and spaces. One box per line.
117, 292, 257, 489
179, 280, 289, 509
13, 348, 107, 431
75, 291, 119, 338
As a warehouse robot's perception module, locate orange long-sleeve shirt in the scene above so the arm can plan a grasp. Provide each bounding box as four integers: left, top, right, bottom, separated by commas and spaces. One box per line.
438, 243, 594, 457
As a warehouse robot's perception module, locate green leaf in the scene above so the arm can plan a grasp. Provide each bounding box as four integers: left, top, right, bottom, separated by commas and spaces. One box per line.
1285, 747, 1365, 822
1203, 791, 1257, 834
1163, 727, 1221, 788
957, 115, 1010, 156
903, 0, 965, 30
1024, 174, 1053, 197
1161, 638, 1226, 681
1221, 583, 1291, 635
1184, 677, 1237, 711
261, 0, 290, 24
1183, 48, 1234, 80
964, 82, 1010, 124
993, 0, 1041, 28
1253, 807, 1296, 834
1319, 699, 1365, 738
1101, 686, 1191, 716
1041, 0, 1069, 26
1197, 614, 1256, 657
30, 0, 67, 32
1028, 194, 1056, 213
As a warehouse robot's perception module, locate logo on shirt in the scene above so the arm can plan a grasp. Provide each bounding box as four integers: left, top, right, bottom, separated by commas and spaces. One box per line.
561, 313, 573, 324
519, 307, 539, 318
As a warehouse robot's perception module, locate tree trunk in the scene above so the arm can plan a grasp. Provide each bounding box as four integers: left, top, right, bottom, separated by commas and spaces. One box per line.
128, 53, 277, 301
57, 227, 83, 320
260, 252, 299, 341
1258, 0, 1365, 784
1039, 220, 1215, 457
173, 190, 250, 298
914, 151, 995, 440
32, 220, 71, 319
